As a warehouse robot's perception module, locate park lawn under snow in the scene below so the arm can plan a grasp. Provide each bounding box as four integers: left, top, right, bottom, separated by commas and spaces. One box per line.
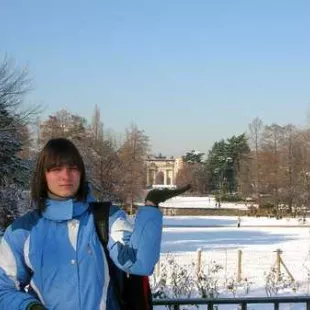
155, 215, 310, 310
163, 215, 308, 227
159, 196, 251, 210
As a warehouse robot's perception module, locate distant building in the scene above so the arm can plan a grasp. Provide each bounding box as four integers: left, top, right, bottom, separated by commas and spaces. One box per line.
145, 154, 183, 187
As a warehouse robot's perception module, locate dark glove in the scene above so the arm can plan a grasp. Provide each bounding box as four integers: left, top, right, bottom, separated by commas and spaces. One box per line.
145, 184, 191, 206
27, 302, 46, 310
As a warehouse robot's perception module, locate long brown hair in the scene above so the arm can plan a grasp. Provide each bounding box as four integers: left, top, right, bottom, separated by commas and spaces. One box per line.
31, 138, 87, 211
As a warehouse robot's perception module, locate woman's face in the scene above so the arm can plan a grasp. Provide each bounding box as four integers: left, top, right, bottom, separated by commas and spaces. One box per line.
45, 164, 81, 198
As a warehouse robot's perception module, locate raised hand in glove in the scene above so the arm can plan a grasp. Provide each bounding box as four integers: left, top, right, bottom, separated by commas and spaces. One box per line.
145, 184, 191, 207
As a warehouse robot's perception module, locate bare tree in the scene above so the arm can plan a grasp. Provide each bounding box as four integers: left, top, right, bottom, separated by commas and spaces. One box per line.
86, 105, 123, 200
91, 104, 103, 140
0, 56, 41, 132
261, 124, 284, 213
118, 123, 149, 214
248, 117, 264, 206
39, 109, 87, 147
293, 129, 310, 214
278, 125, 302, 211
236, 153, 253, 199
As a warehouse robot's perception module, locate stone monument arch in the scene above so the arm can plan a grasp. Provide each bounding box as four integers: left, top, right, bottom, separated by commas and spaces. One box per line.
145, 155, 183, 187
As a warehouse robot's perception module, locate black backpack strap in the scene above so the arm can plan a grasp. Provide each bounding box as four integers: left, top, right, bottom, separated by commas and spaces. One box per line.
91, 201, 126, 310
91, 201, 111, 245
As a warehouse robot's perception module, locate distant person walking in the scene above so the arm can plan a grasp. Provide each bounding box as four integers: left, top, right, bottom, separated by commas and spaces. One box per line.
237, 216, 241, 228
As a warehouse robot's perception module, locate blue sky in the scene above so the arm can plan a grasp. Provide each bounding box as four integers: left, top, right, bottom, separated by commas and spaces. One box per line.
1, 1, 310, 156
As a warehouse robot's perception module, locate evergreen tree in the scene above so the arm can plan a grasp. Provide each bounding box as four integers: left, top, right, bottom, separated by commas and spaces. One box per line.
182, 150, 204, 164
0, 57, 34, 229
0, 58, 32, 187
206, 134, 250, 194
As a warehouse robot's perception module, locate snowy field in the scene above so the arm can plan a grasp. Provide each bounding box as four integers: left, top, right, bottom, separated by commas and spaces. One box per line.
159, 196, 253, 210
163, 215, 309, 227
154, 215, 310, 310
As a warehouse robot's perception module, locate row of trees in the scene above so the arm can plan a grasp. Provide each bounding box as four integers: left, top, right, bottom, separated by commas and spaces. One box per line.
36, 112, 310, 214
242, 119, 310, 212
176, 119, 310, 213
35, 105, 310, 215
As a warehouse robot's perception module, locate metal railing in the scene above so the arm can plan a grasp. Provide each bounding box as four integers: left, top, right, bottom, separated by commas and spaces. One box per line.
153, 296, 310, 309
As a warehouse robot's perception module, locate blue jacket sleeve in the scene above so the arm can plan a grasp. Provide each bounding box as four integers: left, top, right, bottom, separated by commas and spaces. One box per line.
0, 226, 41, 310
107, 206, 162, 275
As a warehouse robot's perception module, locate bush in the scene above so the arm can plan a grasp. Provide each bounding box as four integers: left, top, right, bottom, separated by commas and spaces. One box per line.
260, 202, 274, 210
265, 267, 298, 297
196, 260, 223, 299
216, 193, 244, 202
151, 253, 252, 308
152, 254, 196, 310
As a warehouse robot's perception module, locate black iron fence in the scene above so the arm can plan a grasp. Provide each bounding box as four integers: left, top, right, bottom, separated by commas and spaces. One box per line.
153, 296, 310, 310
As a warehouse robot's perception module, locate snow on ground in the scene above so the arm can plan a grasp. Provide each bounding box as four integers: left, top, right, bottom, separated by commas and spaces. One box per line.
159, 196, 254, 210
155, 215, 310, 309
163, 215, 309, 227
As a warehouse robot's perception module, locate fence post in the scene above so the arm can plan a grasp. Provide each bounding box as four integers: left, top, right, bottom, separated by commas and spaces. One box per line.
240, 302, 247, 310
237, 249, 242, 282
279, 254, 295, 282
197, 248, 202, 275
156, 257, 160, 279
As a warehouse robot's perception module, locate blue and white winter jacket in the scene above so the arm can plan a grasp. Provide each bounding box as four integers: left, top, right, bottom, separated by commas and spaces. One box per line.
0, 196, 162, 310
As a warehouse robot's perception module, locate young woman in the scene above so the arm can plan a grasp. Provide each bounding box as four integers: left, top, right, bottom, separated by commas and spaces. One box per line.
0, 138, 171, 310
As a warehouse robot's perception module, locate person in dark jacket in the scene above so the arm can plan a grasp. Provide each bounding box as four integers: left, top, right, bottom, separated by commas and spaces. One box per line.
0, 138, 190, 310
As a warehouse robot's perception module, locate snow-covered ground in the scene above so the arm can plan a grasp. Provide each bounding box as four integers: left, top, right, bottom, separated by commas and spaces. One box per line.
163, 215, 309, 227
155, 215, 310, 309
160, 196, 253, 210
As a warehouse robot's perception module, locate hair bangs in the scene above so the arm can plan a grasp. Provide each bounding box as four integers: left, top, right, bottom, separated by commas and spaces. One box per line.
44, 150, 82, 171
43, 139, 84, 172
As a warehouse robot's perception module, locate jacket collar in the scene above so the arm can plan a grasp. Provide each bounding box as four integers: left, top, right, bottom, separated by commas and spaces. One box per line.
42, 193, 96, 221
